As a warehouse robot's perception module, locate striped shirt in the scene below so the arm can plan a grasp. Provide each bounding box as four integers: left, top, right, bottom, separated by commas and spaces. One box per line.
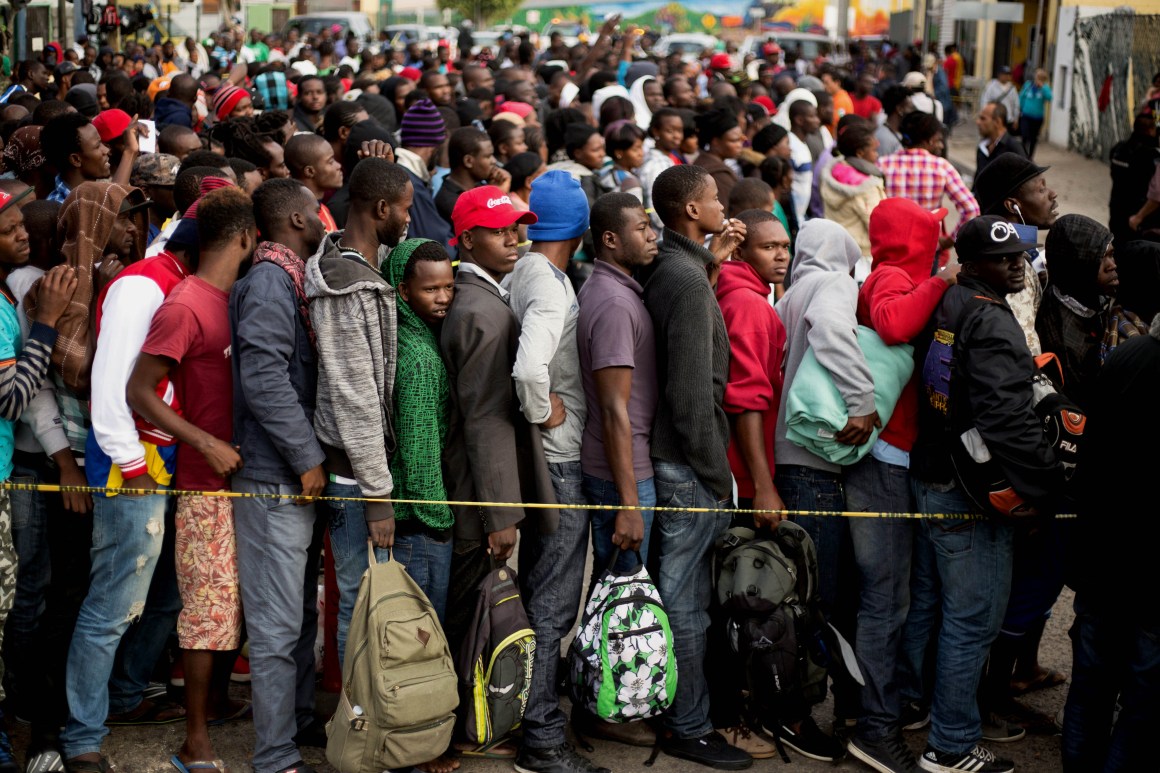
0, 286, 57, 479
877, 149, 980, 238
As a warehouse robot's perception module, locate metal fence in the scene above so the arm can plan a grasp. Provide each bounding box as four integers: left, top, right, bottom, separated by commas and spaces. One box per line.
1070, 10, 1160, 160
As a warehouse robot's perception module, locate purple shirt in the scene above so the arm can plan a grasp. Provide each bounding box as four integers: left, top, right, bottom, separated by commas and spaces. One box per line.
577, 259, 658, 481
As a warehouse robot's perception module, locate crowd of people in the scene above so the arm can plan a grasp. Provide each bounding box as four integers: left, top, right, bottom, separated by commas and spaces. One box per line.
0, 14, 1152, 773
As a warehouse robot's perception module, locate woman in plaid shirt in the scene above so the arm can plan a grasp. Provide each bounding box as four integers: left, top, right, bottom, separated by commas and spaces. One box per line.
878, 111, 980, 252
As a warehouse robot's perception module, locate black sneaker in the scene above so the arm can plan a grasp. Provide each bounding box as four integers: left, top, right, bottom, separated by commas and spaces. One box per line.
901, 701, 930, 732
849, 733, 918, 773
776, 718, 847, 763
918, 745, 1014, 773
660, 731, 753, 770
514, 743, 610, 773
25, 749, 65, 773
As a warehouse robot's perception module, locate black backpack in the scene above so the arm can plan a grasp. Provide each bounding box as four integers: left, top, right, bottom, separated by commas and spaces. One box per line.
713, 525, 834, 759
455, 564, 535, 747
921, 294, 1085, 518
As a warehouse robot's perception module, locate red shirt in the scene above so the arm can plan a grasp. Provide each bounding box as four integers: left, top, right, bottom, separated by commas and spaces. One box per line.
851, 94, 882, 121
715, 261, 786, 499
141, 276, 233, 490
320, 202, 338, 233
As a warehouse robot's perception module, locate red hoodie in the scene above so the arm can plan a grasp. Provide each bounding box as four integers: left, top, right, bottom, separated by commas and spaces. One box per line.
858, 198, 952, 451
716, 260, 787, 498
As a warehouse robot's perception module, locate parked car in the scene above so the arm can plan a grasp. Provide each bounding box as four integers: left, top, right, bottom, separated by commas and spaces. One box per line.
381, 24, 457, 52
653, 33, 719, 61
541, 20, 588, 48
283, 12, 375, 43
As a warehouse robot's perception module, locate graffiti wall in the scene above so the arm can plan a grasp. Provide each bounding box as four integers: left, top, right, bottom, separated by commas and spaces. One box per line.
513, 0, 906, 36
1069, 10, 1160, 159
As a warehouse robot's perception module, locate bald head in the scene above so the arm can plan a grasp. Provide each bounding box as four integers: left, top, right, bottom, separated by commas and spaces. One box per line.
284, 133, 331, 179
168, 74, 198, 104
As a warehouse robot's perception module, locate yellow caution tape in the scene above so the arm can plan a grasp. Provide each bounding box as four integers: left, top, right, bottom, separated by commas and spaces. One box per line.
0, 481, 1077, 520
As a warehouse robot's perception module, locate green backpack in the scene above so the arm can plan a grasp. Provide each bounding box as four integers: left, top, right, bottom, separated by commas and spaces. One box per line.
568, 550, 677, 721
325, 547, 458, 772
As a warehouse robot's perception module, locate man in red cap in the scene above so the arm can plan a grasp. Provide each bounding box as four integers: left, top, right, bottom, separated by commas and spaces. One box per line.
439, 187, 557, 754
91, 108, 143, 188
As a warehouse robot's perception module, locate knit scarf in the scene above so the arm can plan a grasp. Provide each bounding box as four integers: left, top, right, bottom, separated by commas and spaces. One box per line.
253, 240, 314, 344
845, 155, 884, 179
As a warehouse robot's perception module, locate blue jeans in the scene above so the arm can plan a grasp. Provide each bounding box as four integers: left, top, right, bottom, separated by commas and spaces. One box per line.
903, 482, 1014, 755
846, 456, 914, 741
652, 460, 731, 739
1062, 592, 1160, 772
774, 465, 847, 617
582, 473, 655, 579
775, 464, 858, 719
322, 480, 454, 665
233, 477, 323, 773
109, 496, 181, 713
521, 460, 587, 749
8, 462, 52, 694
60, 488, 170, 758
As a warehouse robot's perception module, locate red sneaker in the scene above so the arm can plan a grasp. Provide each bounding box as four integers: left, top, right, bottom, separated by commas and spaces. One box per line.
231, 653, 251, 683
170, 659, 185, 688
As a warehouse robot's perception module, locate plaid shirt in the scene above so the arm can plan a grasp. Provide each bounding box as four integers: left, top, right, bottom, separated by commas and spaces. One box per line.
47, 175, 72, 204
877, 149, 980, 237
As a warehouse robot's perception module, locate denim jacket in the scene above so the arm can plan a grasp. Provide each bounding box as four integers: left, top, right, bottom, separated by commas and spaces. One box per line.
230, 261, 325, 485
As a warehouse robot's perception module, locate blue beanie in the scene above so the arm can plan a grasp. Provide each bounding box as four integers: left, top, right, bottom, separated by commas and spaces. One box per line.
527, 170, 590, 242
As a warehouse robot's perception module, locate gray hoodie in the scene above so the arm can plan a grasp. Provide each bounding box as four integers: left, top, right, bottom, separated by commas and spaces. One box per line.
305, 232, 397, 521
774, 220, 876, 473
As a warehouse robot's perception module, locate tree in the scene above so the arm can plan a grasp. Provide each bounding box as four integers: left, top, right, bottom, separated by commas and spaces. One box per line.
437, 0, 525, 27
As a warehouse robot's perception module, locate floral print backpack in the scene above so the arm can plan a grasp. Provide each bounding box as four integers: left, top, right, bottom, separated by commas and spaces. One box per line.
567, 551, 677, 722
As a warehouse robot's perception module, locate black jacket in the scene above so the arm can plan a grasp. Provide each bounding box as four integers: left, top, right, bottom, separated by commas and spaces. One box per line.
912, 277, 1064, 512
974, 133, 1027, 188
1076, 323, 1160, 616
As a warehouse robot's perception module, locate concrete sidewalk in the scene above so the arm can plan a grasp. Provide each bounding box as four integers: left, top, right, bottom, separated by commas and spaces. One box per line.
28, 590, 1075, 773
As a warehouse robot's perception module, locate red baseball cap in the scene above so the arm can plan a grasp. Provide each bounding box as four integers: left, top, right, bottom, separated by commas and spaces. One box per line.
710, 53, 733, 71
450, 186, 537, 246
92, 109, 133, 143
0, 186, 33, 216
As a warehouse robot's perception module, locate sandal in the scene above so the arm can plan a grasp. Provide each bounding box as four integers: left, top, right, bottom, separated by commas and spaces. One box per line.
64, 757, 115, 773
1010, 667, 1068, 695
170, 756, 229, 773
106, 697, 186, 726
452, 738, 518, 759
207, 701, 252, 727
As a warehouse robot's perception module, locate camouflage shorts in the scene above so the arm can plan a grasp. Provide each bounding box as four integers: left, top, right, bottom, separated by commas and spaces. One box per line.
0, 490, 16, 701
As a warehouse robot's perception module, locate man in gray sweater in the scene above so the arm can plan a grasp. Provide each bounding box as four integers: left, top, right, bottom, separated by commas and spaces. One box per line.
306, 159, 412, 666
772, 219, 877, 761
642, 164, 751, 771
507, 169, 608, 773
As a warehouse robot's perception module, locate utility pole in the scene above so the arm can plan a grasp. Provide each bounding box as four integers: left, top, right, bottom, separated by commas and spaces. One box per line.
58, 0, 68, 47
837, 0, 849, 41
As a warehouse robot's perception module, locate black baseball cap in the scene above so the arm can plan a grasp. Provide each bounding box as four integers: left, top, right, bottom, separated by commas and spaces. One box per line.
954, 215, 1039, 260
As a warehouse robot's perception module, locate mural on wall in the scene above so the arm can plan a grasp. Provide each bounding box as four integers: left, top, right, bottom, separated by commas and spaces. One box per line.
1070, 10, 1160, 160
513, 0, 903, 36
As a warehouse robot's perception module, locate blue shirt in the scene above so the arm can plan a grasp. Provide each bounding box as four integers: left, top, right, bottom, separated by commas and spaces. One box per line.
47, 175, 71, 204
1019, 82, 1053, 120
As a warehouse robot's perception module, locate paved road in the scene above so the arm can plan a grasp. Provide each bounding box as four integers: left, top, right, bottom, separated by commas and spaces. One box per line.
15, 134, 1104, 773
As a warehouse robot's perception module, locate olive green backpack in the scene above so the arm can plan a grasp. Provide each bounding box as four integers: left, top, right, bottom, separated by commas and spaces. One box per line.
325, 547, 458, 772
